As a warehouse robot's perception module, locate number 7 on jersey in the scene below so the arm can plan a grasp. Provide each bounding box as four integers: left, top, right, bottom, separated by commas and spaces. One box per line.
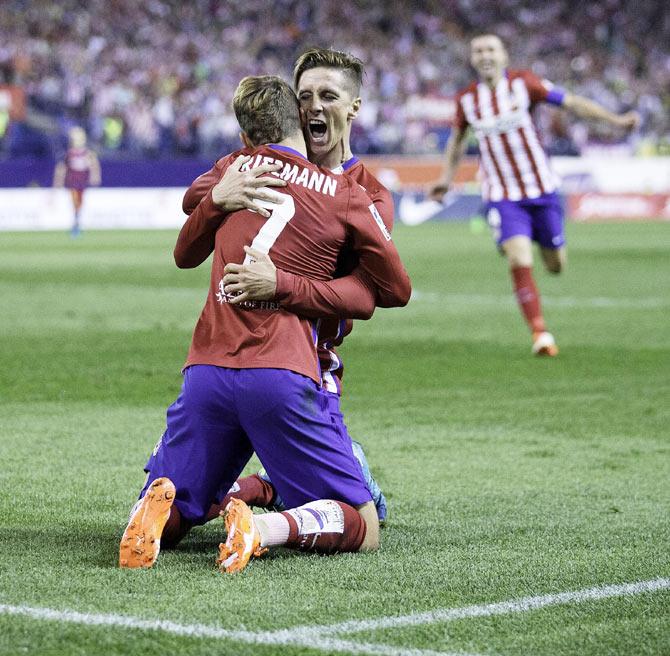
243, 193, 296, 264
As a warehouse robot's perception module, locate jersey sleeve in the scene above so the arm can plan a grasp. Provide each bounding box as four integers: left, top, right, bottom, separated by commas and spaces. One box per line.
273, 184, 397, 319
274, 268, 377, 319
522, 71, 565, 106
345, 182, 412, 308
173, 156, 232, 268
369, 185, 394, 230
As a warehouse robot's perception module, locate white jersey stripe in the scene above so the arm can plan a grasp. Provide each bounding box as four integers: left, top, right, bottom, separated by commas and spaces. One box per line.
477, 83, 523, 201
478, 137, 504, 201
496, 80, 542, 197
461, 92, 504, 201
522, 119, 557, 192
510, 78, 557, 194
461, 73, 559, 200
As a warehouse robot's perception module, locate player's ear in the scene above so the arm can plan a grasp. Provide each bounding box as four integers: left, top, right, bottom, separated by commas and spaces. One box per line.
348, 97, 361, 121
240, 132, 254, 148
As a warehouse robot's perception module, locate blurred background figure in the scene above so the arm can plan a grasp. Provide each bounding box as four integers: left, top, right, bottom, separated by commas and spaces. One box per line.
53, 126, 101, 236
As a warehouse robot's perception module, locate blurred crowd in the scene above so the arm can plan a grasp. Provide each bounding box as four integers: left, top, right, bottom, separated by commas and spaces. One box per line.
0, 0, 668, 159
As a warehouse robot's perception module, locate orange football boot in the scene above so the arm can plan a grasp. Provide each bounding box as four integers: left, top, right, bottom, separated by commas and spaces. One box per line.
217, 498, 267, 573
119, 477, 175, 568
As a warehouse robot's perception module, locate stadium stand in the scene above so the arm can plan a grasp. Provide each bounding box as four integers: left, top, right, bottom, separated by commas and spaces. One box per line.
0, 0, 667, 164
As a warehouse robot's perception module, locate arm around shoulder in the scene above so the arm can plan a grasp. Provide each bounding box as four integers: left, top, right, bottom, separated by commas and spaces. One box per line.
275, 268, 377, 320
174, 161, 228, 268
347, 184, 412, 308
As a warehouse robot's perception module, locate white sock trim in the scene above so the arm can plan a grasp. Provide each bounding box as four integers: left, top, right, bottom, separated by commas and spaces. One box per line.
254, 513, 290, 548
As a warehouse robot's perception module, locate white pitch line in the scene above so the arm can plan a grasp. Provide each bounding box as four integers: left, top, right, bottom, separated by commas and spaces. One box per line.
284, 577, 670, 638
1, 578, 668, 656
0, 604, 471, 656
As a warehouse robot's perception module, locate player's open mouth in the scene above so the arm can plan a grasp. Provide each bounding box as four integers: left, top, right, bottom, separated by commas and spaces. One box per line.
308, 119, 328, 146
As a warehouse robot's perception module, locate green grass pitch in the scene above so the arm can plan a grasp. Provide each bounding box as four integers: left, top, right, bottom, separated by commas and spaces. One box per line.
0, 221, 668, 656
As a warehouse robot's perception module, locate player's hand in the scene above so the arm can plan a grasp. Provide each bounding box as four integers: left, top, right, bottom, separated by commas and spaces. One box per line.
616, 111, 641, 131
428, 182, 449, 202
211, 155, 287, 218
222, 246, 277, 303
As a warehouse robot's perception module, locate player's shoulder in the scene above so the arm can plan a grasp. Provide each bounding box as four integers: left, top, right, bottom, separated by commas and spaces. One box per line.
345, 161, 392, 204
508, 69, 540, 85
456, 80, 479, 99
215, 146, 254, 166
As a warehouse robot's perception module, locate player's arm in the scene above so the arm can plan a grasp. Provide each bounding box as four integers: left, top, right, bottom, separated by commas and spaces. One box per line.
53, 161, 66, 187
221, 188, 397, 318
174, 159, 228, 268
429, 124, 469, 200
175, 155, 287, 269
524, 71, 640, 131
561, 93, 640, 130
222, 245, 377, 319
271, 186, 398, 317
346, 183, 412, 308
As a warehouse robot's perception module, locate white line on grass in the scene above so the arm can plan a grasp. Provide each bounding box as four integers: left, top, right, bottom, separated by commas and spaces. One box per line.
1, 578, 668, 656
284, 577, 670, 638
0, 604, 471, 656
410, 290, 669, 309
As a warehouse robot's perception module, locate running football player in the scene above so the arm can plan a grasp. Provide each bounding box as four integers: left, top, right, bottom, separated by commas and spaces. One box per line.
430, 34, 639, 355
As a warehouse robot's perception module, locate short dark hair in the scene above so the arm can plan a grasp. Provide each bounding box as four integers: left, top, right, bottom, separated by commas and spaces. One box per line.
232, 76, 302, 146
293, 47, 364, 95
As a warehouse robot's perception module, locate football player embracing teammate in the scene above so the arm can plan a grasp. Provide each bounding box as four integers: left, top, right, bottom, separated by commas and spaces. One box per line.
214, 47, 397, 525
430, 34, 639, 356
119, 74, 411, 573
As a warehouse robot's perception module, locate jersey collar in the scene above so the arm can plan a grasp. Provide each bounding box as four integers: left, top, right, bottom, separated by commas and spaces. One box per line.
331, 156, 359, 175
268, 144, 308, 160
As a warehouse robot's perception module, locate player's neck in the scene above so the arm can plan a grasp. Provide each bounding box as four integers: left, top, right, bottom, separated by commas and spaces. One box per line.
480, 68, 505, 88
312, 140, 354, 170
276, 132, 308, 158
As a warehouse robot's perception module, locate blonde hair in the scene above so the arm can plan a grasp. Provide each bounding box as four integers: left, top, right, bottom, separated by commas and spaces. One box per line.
293, 47, 364, 95
232, 76, 301, 147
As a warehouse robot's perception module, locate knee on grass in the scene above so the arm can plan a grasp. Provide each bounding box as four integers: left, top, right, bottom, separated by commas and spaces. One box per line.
356, 501, 380, 552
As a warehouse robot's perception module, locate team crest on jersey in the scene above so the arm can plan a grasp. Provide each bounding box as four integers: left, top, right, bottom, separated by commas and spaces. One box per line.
215, 278, 233, 304
369, 204, 391, 241
215, 277, 280, 310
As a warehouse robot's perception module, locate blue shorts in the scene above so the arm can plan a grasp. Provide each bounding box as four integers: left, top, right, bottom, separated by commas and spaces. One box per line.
486, 192, 565, 249
142, 365, 371, 523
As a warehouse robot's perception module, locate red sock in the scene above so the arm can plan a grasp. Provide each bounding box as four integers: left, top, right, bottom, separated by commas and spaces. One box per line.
280, 500, 366, 554
161, 505, 192, 549
511, 266, 546, 333
205, 474, 276, 522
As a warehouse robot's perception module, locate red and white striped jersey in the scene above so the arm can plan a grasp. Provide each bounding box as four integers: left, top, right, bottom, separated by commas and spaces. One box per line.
454, 70, 565, 202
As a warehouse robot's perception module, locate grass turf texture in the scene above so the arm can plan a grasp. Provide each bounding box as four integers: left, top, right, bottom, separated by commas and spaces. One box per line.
0, 222, 668, 656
